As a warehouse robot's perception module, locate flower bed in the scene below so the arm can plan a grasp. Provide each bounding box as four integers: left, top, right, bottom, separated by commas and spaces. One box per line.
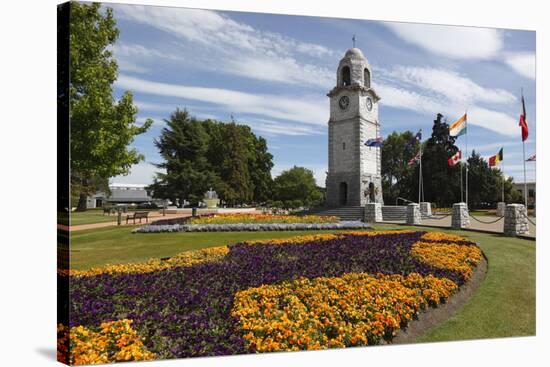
150, 213, 339, 226
63, 231, 482, 364
133, 221, 371, 233
189, 214, 339, 224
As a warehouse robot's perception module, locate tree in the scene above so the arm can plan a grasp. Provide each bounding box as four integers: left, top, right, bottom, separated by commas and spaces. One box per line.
149, 111, 275, 207
69, 2, 152, 210
273, 166, 323, 206
149, 109, 217, 207
218, 123, 254, 205
248, 134, 274, 204
416, 113, 462, 206
381, 131, 419, 204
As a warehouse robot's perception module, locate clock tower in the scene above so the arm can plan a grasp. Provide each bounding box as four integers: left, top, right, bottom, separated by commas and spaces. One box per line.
326, 47, 383, 206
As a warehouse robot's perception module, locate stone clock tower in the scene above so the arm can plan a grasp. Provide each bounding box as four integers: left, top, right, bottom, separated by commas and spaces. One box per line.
326, 47, 383, 206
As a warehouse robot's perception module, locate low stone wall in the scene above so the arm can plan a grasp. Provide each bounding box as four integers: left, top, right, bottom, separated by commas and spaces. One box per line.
406, 203, 421, 225
364, 203, 382, 223
420, 202, 432, 217
496, 202, 506, 217
504, 204, 529, 236
451, 203, 470, 229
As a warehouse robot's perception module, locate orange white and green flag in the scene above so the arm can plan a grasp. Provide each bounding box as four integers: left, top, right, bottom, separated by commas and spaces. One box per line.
449, 113, 467, 137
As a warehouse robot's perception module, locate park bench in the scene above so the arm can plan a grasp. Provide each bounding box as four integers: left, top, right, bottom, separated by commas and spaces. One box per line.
126, 211, 149, 224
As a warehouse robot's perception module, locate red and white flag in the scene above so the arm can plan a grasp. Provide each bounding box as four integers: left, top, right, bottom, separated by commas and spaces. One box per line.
448, 150, 461, 167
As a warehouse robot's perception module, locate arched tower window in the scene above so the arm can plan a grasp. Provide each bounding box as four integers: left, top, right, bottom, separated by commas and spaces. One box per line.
342, 66, 351, 86
364, 68, 371, 88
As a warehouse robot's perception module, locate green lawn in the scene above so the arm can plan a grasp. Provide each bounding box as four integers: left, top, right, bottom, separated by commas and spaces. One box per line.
69, 224, 535, 341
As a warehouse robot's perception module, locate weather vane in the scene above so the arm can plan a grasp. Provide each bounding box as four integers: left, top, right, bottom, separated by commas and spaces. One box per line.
352, 34, 356, 48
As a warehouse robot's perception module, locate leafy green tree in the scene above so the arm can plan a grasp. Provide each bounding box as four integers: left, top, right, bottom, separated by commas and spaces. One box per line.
149, 109, 217, 207
467, 153, 523, 208
273, 166, 322, 206
381, 131, 419, 204
69, 2, 152, 210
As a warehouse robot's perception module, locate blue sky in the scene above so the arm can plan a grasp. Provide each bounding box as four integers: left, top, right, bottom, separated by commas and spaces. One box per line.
105, 2, 536, 186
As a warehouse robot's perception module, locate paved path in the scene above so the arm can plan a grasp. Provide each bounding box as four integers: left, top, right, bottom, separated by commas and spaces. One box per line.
384, 215, 536, 238
62, 212, 192, 232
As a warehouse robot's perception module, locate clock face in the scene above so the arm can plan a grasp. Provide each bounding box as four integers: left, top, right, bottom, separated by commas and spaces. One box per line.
338, 95, 350, 110
366, 97, 373, 111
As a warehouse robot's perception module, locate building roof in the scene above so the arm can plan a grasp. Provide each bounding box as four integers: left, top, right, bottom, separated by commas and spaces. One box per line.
106, 187, 151, 202
109, 183, 148, 189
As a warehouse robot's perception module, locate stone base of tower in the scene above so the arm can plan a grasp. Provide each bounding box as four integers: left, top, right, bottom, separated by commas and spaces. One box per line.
326, 173, 383, 207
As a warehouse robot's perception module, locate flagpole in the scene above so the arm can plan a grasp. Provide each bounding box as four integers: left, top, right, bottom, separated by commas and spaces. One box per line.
460, 161, 463, 202
521, 89, 528, 208
521, 138, 527, 210
465, 110, 468, 207
501, 156, 505, 203
418, 141, 422, 204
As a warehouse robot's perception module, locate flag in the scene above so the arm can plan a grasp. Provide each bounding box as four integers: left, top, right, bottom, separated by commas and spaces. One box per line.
489, 148, 504, 167
448, 150, 462, 167
405, 130, 422, 151
526, 154, 536, 162
449, 114, 467, 137
408, 153, 421, 166
365, 137, 383, 147
519, 94, 528, 141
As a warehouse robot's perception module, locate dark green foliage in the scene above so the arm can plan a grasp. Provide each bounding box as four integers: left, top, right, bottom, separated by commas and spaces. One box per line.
382, 113, 524, 208
415, 113, 462, 207
149, 110, 274, 206
69, 2, 152, 210
273, 166, 323, 206
381, 131, 419, 204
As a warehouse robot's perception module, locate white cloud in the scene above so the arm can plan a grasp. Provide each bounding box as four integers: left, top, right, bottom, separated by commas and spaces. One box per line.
114, 6, 334, 59
112, 5, 336, 88
384, 66, 516, 105
375, 82, 444, 114
504, 52, 536, 80
246, 119, 325, 136
223, 56, 333, 89
385, 22, 503, 60
375, 66, 519, 137
110, 162, 164, 185
116, 75, 328, 126
466, 106, 518, 137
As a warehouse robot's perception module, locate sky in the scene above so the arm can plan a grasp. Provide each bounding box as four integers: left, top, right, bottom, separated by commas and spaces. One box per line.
105, 2, 536, 187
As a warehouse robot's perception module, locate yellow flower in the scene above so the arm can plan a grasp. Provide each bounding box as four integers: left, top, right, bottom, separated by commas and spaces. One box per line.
58, 320, 155, 365
232, 272, 457, 352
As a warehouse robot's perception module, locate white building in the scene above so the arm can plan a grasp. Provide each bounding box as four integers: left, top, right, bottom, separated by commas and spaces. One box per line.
514, 181, 536, 206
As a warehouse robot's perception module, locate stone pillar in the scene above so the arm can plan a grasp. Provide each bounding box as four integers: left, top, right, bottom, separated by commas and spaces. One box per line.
496, 202, 506, 217
504, 204, 529, 236
420, 202, 432, 217
364, 202, 382, 223
452, 202, 470, 229
406, 203, 421, 225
